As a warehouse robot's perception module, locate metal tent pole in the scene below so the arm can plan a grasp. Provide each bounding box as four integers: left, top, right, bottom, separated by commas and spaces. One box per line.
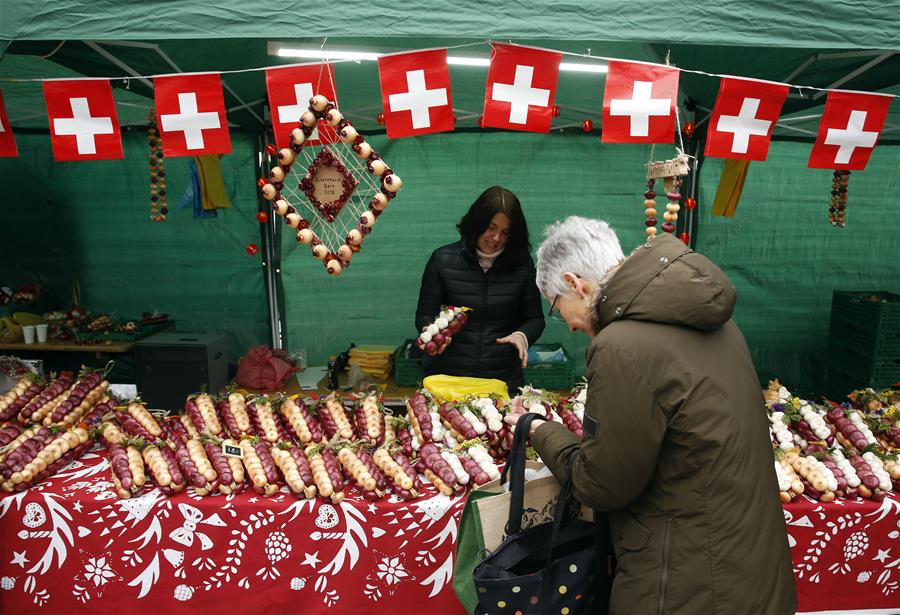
257, 128, 286, 350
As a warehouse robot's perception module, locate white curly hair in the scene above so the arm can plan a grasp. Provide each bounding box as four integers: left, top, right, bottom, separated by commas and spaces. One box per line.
535, 217, 625, 297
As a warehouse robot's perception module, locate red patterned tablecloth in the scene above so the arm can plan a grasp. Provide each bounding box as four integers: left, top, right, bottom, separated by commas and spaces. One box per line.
784, 495, 900, 615
0, 450, 898, 615
0, 450, 468, 615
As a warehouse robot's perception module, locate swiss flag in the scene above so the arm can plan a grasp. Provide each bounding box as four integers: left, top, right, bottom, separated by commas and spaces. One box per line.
808, 91, 892, 170
483, 44, 561, 133
154, 73, 231, 157
42, 79, 122, 161
0, 89, 17, 158
265, 63, 339, 149
705, 77, 788, 160
602, 60, 679, 143
378, 49, 453, 139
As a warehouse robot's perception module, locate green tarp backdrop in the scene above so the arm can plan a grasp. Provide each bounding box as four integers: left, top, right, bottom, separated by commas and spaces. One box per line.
1, 1, 899, 395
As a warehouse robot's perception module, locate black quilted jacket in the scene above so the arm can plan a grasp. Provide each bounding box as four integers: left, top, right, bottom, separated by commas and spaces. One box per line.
415, 241, 545, 390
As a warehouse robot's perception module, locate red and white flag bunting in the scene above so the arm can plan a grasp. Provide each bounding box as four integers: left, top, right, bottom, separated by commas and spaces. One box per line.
154, 73, 231, 157
807, 91, 893, 171
705, 77, 788, 161
4, 49, 897, 168
42, 79, 122, 161
265, 64, 339, 148
602, 60, 679, 143
378, 49, 454, 139
483, 44, 561, 133
0, 89, 18, 158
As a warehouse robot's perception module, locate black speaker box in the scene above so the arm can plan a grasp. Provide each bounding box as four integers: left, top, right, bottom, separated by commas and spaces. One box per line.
134, 333, 228, 411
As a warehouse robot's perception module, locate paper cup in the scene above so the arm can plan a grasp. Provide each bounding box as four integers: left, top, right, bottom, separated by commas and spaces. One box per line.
22, 325, 36, 344
36, 324, 49, 343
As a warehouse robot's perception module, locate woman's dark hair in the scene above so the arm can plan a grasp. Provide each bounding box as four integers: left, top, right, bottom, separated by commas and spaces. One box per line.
457, 186, 531, 261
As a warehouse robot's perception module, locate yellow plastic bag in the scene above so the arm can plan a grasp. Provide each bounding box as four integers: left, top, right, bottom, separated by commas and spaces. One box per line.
423, 375, 509, 403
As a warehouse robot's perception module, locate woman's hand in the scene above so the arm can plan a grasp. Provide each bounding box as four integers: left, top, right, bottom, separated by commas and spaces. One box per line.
504, 397, 545, 434
496, 332, 529, 367
435, 337, 452, 355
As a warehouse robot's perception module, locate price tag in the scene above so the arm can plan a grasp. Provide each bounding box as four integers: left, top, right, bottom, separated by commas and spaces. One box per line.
223, 443, 243, 458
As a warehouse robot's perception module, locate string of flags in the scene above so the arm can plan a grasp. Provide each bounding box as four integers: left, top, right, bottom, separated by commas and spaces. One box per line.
0, 42, 894, 171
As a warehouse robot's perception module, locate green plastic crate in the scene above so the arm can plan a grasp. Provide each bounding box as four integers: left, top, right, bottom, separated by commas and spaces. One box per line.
522, 343, 575, 390
828, 316, 900, 357
394, 339, 425, 387
75, 319, 173, 343
826, 336, 900, 376
826, 353, 900, 398
831, 290, 900, 335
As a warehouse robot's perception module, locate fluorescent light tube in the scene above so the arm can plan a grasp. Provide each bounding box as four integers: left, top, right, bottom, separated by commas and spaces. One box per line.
273, 47, 606, 73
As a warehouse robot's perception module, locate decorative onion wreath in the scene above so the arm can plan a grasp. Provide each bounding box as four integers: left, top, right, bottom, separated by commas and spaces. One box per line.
259, 94, 403, 276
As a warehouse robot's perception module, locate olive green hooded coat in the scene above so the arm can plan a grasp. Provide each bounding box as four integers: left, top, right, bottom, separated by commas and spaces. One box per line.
533, 234, 796, 615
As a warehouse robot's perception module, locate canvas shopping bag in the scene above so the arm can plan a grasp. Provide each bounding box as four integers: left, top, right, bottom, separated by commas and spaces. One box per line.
453, 462, 564, 613
472, 414, 599, 615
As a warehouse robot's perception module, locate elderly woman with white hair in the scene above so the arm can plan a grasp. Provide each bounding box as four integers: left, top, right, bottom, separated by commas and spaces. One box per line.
510, 217, 796, 615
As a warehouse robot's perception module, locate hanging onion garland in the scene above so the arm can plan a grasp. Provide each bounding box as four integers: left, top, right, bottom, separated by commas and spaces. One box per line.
643, 180, 658, 238
643, 154, 690, 238
662, 176, 682, 235
148, 109, 168, 223
828, 170, 850, 228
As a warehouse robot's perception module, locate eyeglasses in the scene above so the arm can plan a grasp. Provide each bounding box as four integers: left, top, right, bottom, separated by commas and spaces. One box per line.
547, 274, 582, 322
547, 295, 563, 321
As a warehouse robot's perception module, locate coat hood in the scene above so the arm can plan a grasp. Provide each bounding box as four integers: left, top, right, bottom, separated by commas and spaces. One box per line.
594, 234, 736, 331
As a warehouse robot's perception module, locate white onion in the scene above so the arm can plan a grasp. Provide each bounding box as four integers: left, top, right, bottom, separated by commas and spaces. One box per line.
441, 451, 469, 485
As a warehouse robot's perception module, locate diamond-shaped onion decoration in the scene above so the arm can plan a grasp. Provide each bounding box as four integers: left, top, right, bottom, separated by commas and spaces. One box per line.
259, 95, 402, 276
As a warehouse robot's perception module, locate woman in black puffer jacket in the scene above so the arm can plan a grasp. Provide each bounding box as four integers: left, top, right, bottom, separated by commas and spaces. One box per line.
415, 186, 545, 392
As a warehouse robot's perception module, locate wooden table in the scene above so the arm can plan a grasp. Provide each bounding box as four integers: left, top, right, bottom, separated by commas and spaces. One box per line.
254, 371, 420, 402
0, 340, 134, 354
251, 372, 568, 403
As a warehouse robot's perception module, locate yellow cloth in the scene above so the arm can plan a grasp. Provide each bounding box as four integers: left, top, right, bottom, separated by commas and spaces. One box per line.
711, 158, 751, 218
423, 375, 509, 402
194, 155, 232, 210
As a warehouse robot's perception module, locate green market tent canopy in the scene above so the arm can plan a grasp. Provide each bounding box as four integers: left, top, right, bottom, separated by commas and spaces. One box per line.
1, 1, 898, 394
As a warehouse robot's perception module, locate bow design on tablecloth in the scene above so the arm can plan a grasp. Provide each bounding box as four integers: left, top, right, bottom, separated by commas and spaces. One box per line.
168, 503, 226, 551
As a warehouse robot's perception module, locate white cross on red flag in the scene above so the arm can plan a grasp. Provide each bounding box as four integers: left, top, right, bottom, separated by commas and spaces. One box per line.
602, 60, 679, 143
808, 91, 893, 170
483, 43, 561, 133
705, 77, 788, 160
42, 79, 122, 161
265, 64, 339, 148
378, 49, 454, 139
0, 89, 18, 158
154, 73, 231, 157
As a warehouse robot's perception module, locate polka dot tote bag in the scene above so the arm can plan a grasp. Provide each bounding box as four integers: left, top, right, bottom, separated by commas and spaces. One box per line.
472, 414, 600, 614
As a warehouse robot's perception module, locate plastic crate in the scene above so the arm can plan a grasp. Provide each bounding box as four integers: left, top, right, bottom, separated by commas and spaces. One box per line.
826, 351, 900, 396
522, 343, 575, 390
827, 338, 900, 380
828, 316, 900, 357
830, 291, 900, 336
394, 339, 425, 387
75, 320, 173, 343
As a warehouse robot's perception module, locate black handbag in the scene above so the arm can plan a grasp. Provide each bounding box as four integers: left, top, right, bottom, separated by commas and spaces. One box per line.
472, 413, 603, 615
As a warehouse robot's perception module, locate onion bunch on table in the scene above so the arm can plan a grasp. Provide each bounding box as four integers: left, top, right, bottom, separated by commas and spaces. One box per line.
0, 375, 44, 422
48, 370, 109, 428
279, 397, 324, 444
353, 392, 386, 445
0, 425, 92, 492
18, 371, 75, 423
316, 396, 356, 441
